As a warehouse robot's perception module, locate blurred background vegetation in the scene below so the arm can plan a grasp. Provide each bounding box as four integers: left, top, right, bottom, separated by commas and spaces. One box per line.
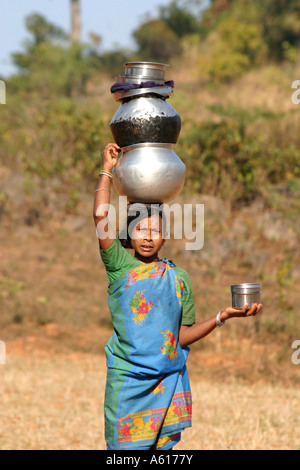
1, 0, 300, 343
1, 0, 300, 203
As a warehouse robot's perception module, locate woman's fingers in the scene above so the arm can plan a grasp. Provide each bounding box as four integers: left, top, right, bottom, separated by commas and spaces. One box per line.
224, 303, 263, 319
102, 143, 121, 159
246, 303, 263, 316
108, 143, 121, 156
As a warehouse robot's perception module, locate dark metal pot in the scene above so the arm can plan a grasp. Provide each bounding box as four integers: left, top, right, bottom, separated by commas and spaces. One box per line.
110, 95, 181, 148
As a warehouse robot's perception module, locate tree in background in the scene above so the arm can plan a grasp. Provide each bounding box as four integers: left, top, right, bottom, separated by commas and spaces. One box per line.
12, 13, 67, 74
196, 0, 300, 81
159, 0, 199, 38
256, 0, 300, 61
7, 0, 300, 89
26, 13, 68, 46
1, 0, 300, 210
132, 0, 200, 62
11, 14, 93, 97
71, 0, 81, 44
204, 18, 266, 81
133, 19, 181, 62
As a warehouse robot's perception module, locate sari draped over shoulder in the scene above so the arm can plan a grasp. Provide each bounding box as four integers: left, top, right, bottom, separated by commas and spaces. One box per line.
104, 259, 192, 450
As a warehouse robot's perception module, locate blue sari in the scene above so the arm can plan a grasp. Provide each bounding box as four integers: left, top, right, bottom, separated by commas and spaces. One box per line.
104, 259, 192, 450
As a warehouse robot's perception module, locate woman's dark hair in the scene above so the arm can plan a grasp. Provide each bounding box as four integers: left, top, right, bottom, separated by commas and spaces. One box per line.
119, 202, 167, 249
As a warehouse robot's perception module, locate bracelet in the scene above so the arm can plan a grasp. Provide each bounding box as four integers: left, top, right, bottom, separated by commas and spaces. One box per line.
99, 169, 113, 179
95, 188, 111, 193
216, 310, 225, 327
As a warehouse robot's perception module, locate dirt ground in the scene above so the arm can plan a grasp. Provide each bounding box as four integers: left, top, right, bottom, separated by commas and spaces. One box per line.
0, 321, 299, 450
1, 193, 300, 450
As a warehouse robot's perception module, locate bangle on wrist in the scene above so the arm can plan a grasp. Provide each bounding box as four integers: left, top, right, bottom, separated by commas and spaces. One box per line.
99, 169, 113, 178
216, 310, 225, 327
95, 188, 111, 193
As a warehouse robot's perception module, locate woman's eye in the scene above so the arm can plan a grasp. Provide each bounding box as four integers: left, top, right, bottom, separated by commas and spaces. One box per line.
136, 227, 161, 237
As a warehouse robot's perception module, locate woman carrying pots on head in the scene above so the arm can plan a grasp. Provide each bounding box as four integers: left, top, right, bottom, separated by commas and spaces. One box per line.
93, 143, 263, 451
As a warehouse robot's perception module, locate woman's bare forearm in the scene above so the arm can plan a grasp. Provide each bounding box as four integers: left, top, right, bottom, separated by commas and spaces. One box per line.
179, 304, 262, 347
93, 143, 120, 249
179, 316, 220, 347
93, 173, 116, 250
93, 173, 112, 223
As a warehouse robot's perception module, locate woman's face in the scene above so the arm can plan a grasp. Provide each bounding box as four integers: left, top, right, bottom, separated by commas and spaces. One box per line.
130, 214, 165, 262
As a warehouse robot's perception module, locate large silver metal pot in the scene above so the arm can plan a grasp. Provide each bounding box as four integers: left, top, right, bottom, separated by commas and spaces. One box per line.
110, 96, 181, 148
113, 143, 186, 203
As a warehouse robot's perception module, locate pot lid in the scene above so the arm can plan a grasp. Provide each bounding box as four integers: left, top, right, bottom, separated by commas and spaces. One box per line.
231, 283, 261, 293
124, 62, 168, 80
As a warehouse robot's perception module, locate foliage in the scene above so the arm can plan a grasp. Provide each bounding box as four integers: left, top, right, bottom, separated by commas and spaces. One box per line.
255, 0, 300, 61
206, 19, 266, 81
0, 97, 109, 181
13, 13, 67, 70
132, 19, 182, 62
132, 0, 206, 62
12, 43, 96, 98
197, 0, 300, 80
159, 0, 199, 38
98, 49, 132, 78
1, 6, 300, 208
24, 13, 68, 46
11, 14, 99, 98
179, 105, 300, 206
130, 0, 300, 79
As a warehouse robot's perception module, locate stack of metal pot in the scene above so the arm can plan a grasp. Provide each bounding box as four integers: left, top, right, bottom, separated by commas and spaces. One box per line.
109, 62, 186, 203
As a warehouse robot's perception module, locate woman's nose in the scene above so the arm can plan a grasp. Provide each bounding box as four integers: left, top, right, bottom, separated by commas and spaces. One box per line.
144, 230, 152, 240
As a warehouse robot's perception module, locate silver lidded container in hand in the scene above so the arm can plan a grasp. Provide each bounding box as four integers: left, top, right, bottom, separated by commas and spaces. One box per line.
231, 283, 261, 309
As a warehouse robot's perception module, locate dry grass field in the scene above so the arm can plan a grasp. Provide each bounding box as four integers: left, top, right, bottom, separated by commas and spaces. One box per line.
1, 188, 300, 451
1, 329, 300, 450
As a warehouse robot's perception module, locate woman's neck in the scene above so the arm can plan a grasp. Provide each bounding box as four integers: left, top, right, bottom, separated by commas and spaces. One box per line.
134, 252, 160, 264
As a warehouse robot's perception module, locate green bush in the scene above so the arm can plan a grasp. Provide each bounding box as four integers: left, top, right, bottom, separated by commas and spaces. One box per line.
0, 97, 110, 181
179, 108, 300, 206
207, 19, 267, 81
133, 19, 182, 62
